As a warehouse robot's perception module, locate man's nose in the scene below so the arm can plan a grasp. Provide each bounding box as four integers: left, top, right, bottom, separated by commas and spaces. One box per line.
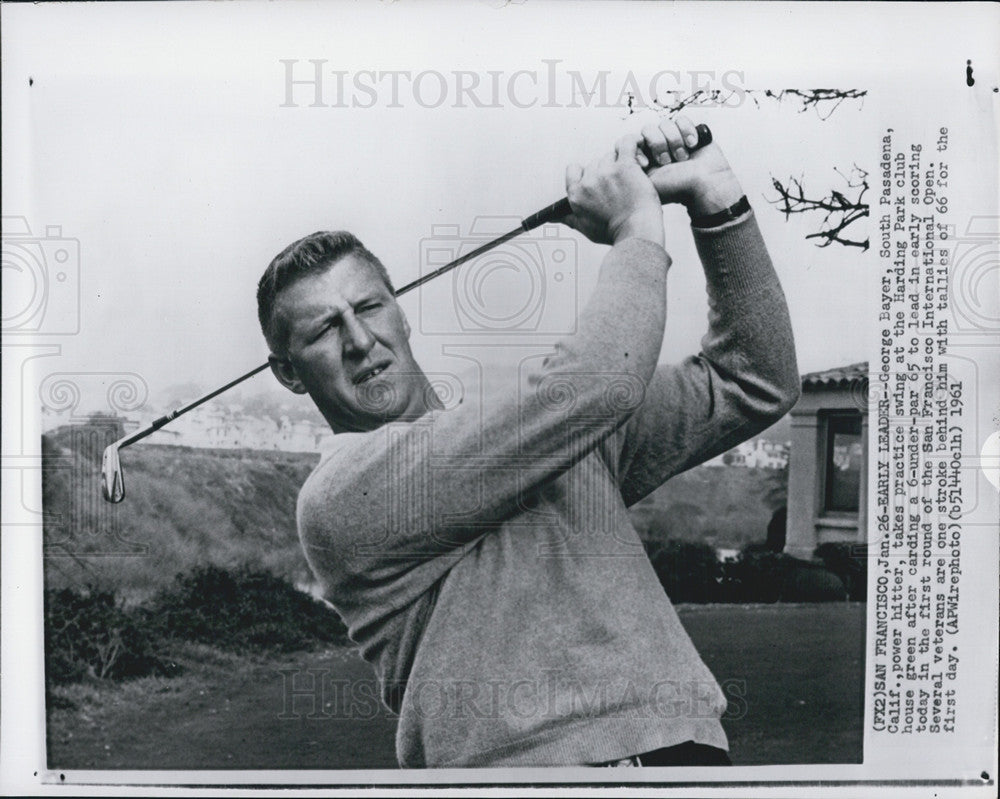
341, 313, 375, 357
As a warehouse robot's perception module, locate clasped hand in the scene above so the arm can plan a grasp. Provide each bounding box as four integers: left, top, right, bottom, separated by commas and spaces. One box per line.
563, 114, 742, 247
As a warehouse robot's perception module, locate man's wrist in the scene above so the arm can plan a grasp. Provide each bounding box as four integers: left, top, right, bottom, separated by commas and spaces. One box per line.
689, 196, 751, 229
685, 171, 744, 218
611, 213, 665, 248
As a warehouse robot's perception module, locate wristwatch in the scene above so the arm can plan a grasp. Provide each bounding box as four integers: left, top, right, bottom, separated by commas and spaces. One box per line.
689, 195, 751, 229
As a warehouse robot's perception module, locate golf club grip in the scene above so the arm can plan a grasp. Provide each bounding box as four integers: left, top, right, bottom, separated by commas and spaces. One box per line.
520, 123, 713, 232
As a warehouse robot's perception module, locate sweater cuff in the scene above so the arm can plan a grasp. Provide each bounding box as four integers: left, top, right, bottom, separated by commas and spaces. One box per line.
691, 209, 778, 300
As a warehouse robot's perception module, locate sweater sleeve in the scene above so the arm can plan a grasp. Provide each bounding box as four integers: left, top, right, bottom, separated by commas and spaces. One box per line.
298, 236, 671, 614
617, 211, 801, 507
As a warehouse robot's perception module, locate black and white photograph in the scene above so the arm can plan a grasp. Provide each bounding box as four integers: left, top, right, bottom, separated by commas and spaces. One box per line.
2, 2, 998, 795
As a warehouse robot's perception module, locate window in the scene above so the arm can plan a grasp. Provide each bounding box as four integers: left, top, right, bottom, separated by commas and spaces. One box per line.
824, 413, 862, 513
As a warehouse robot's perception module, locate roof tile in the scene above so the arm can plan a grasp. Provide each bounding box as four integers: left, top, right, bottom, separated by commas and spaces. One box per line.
801, 361, 869, 389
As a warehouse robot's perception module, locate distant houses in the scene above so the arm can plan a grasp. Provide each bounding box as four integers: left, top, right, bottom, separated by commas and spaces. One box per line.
41, 403, 335, 454
131, 405, 336, 452
704, 438, 789, 469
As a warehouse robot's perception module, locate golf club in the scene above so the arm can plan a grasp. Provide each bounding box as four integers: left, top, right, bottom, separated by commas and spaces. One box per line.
101, 124, 713, 503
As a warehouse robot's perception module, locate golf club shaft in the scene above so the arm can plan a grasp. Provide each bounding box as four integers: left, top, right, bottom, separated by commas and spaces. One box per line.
114, 123, 713, 450
110, 227, 524, 453
116, 363, 272, 449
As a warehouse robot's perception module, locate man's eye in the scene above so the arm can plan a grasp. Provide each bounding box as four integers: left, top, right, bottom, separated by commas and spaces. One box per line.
311, 321, 337, 342
358, 302, 381, 313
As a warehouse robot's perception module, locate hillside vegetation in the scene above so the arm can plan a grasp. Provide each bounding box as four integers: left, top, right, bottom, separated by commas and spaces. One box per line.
42, 423, 788, 596
42, 425, 319, 597
42, 423, 858, 690
631, 465, 787, 548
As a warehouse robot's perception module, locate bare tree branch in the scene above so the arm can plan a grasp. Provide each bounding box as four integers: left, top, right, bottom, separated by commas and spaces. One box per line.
650, 88, 744, 115
626, 87, 866, 120
758, 89, 866, 120
767, 164, 869, 250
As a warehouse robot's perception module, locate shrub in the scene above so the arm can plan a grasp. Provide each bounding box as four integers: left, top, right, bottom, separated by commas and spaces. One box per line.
814, 542, 868, 601
646, 540, 721, 603
45, 566, 350, 686
782, 561, 848, 602
143, 564, 348, 653
720, 545, 792, 603
721, 544, 850, 603
44, 587, 175, 685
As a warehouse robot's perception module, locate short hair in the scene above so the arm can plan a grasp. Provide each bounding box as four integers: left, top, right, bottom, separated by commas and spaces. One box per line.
257, 231, 394, 356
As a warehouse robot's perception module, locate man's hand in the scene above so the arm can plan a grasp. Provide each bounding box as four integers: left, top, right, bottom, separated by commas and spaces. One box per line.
563, 135, 665, 248
562, 116, 745, 246
640, 115, 745, 217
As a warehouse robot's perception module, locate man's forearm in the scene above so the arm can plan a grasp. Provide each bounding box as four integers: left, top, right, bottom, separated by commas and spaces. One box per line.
617, 210, 800, 506
693, 209, 801, 417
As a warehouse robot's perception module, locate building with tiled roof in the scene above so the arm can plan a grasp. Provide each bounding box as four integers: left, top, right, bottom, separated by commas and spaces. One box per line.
785, 362, 869, 560
801, 361, 869, 390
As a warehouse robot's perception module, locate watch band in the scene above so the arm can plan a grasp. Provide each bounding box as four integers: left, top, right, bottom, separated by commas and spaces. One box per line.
689, 195, 751, 229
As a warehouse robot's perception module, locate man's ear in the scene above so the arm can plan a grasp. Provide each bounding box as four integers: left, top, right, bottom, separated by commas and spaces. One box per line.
268, 354, 308, 395
400, 307, 411, 339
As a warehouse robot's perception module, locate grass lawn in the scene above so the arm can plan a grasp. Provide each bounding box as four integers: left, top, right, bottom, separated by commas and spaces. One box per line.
47, 603, 864, 770
682, 602, 865, 765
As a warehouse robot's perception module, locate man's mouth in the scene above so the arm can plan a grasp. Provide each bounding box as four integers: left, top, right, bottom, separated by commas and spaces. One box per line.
353, 361, 391, 384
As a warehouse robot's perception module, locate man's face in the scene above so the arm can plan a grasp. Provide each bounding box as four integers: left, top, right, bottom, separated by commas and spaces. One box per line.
270, 253, 426, 433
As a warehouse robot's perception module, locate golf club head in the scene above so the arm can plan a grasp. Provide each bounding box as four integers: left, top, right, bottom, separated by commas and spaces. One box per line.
101, 443, 125, 503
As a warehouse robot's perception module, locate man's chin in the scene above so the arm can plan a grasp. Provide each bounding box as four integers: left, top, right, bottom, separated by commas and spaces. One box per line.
318, 371, 427, 432
340, 389, 426, 430
351, 373, 401, 410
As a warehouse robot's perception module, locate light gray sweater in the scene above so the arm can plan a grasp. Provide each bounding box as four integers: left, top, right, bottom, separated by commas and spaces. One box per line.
297, 212, 800, 767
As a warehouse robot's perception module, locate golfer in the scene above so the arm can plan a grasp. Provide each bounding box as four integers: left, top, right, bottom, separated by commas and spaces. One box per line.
257, 116, 799, 768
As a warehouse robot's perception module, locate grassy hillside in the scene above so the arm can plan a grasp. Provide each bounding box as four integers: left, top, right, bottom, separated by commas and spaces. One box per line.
629, 464, 787, 549
42, 422, 787, 596
42, 425, 319, 598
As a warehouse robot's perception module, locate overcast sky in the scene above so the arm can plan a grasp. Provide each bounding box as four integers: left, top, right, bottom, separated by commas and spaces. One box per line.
4, 1, 997, 417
